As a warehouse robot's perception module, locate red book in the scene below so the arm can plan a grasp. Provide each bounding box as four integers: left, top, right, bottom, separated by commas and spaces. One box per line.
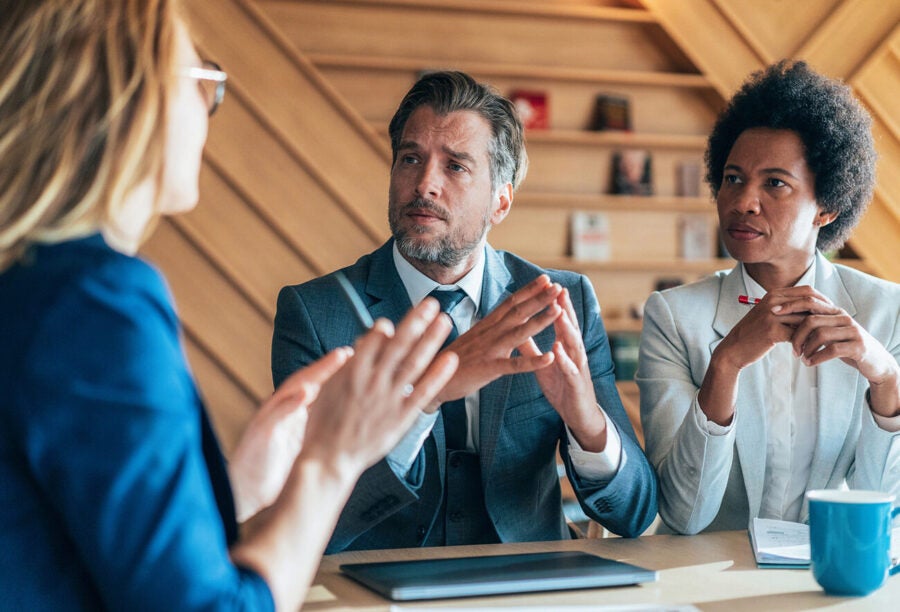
509, 90, 549, 130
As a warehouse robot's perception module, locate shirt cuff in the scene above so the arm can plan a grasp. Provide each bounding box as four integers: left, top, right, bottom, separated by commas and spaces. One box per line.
693, 400, 734, 436
868, 390, 900, 433
385, 410, 438, 477
566, 409, 622, 481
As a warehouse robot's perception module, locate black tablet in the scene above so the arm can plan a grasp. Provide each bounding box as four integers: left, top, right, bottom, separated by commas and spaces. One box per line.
339, 550, 658, 601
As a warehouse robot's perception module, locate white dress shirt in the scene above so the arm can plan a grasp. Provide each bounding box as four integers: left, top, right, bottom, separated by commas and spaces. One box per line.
699, 260, 900, 521
385, 243, 622, 482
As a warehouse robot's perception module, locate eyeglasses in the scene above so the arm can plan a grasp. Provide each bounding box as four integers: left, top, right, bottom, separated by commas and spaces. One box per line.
180, 60, 227, 116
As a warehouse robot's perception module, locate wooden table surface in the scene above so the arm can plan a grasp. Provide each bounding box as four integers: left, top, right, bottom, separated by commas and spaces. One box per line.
303, 530, 900, 611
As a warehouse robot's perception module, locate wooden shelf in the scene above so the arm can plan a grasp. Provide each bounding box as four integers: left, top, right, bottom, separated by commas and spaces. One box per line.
604, 317, 644, 334
328, 0, 658, 24
538, 256, 870, 278
524, 129, 708, 149
309, 53, 712, 89
541, 256, 870, 275
516, 192, 713, 213
537, 256, 736, 274
371, 122, 707, 150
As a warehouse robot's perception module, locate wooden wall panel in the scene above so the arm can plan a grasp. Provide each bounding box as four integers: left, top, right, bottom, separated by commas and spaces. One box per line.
869, 118, 900, 211
841, 23, 900, 283
849, 192, 900, 284
798, 0, 900, 79
853, 38, 900, 142
141, 0, 401, 451
142, 221, 274, 400
640, 0, 764, 94
185, 0, 392, 238
202, 87, 380, 275
712, 0, 839, 62
177, 165, 317, 319
184, 338, 256, 455
259, 1, 687, 72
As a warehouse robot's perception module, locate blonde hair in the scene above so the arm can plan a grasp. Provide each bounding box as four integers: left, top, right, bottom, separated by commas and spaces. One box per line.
0, 0, 180, 270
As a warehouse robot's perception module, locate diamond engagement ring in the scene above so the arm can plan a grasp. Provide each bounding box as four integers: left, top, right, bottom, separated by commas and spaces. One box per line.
402, 383, 414, 397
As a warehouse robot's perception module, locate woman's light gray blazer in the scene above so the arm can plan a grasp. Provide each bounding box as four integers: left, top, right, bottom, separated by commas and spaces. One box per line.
638, 252, 900, 535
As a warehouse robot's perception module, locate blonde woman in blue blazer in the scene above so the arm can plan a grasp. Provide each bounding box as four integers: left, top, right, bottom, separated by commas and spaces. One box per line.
638, 61, 900, 535
0, 2, 458, 609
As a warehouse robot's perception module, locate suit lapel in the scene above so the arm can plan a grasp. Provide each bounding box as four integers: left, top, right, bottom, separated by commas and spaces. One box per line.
806, 254, 858, 496
479, 245, 513, 315
477, 246, 514, 478
365, 240, 413, 324
714, 265, 769, 519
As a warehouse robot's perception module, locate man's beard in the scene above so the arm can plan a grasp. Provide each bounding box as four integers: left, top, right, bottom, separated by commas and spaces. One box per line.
389, 197, 490, 268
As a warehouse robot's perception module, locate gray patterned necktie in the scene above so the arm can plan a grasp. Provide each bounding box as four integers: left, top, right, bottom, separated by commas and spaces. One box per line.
428, 288, 468, 449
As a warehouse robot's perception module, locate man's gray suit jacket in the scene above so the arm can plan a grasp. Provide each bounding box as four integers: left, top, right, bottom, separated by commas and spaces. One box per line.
272, 241, 658, 552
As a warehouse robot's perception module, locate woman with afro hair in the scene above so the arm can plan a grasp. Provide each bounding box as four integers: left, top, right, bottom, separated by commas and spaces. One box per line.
637, 60, 900, 535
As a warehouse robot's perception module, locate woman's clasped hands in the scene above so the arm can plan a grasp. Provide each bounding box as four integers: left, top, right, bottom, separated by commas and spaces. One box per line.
718, 286, 899, 418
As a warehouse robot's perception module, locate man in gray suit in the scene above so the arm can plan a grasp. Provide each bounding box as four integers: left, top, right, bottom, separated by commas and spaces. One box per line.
272, 71, 657, 552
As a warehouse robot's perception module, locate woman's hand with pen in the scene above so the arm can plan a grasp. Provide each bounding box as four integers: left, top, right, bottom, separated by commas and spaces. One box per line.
717, 287, 815, 372
698, 286, 815, 425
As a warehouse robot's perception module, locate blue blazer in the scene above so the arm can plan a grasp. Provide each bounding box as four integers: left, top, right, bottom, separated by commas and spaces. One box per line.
273, 241, 657, 551
0, 235, 272, 610
638, 253, 900, 534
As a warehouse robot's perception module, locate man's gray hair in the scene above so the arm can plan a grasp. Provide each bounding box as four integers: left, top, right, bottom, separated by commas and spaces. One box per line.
388, 70, 528, 192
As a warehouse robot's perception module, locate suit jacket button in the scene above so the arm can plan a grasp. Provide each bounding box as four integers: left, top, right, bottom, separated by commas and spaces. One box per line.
416, 525, 427, 540
449, 511, 463, 522
449, 455, 461, 468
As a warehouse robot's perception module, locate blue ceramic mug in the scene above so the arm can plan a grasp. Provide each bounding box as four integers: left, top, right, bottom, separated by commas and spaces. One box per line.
807, 489, 900, 596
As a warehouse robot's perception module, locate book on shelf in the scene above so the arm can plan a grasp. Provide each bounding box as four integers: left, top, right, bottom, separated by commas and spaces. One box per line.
676, 160, 702, 197
570, 211, 611, 261
610, 149, 652, 196
655, 278, 684, 292
589, 93, 631, 131
609, 332, 640, 381
679, 214, 714, 260
509, 90, 549, 130
748, 518, 810, 569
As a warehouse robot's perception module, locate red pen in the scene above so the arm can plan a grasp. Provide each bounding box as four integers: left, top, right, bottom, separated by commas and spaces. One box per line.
738, 295, 761, 305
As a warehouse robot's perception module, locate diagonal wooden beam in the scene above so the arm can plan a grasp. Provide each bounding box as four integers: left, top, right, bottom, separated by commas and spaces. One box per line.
640, 0, 764, 97
797, 0, 900, 80
849, 191, 900, 283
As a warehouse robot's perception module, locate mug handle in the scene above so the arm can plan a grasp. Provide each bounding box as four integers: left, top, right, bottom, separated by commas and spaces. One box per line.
892, 507, 900, 576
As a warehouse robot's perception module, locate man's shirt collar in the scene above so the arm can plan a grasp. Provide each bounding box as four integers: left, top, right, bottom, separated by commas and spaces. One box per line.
392, 242, 485, 313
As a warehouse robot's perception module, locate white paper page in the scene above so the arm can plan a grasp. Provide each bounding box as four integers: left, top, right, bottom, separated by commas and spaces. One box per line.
750, 517, 810, 562
393, 606, 699, 612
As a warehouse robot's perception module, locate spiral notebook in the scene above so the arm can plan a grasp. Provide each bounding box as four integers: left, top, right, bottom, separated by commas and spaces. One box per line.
340, 550, 657, 601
